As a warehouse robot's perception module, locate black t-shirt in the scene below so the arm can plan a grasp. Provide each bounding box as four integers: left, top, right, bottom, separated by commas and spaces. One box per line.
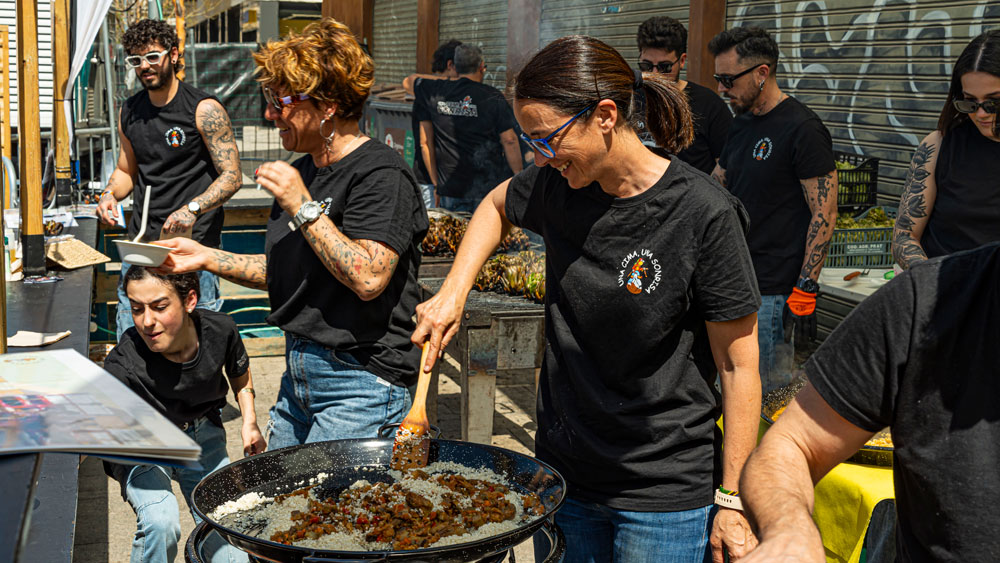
410, 78, 432, 185
719, 96, 835, 294
806, 242, 1000, 562
678, 81, 733, 174
103, 309, 250, 429
412, 77, 517, 200
505, 155, 761, 510
265, 141, 429, 387
120, 80, 224, 247
922, 119, 1000, 258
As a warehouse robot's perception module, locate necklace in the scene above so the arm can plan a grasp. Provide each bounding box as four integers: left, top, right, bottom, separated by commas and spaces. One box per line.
329, 135, 364, 163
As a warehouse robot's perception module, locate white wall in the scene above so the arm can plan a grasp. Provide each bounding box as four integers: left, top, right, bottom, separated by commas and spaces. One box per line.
1, 0, 55, 130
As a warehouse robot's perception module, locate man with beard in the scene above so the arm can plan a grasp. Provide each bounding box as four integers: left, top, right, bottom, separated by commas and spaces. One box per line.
96, 19, 241, 341
708, 27, 838, 393
636, 16, 732, 175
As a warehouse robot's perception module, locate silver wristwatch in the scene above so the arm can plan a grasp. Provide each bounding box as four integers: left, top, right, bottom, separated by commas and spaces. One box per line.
187, 201, 201, 216
288, 200, 323, 230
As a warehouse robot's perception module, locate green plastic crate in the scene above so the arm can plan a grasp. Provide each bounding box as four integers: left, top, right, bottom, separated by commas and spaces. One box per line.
835, 151, 879, 216
825, 206, 896, 268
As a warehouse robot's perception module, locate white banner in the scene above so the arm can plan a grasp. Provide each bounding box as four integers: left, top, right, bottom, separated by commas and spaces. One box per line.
64, 0, 114, 139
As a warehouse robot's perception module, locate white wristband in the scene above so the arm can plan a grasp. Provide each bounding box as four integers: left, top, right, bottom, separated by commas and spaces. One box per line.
715, 489, 744, 511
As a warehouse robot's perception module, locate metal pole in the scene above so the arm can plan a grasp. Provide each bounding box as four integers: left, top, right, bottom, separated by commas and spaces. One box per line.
101, 19, 119, 159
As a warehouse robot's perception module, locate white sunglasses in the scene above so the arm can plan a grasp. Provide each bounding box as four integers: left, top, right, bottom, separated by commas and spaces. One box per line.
125, 49, 170, 68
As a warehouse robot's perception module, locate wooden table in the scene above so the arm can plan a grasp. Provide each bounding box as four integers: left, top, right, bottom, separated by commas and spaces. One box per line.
419, 278, 544, 444
2, 217, 99, 562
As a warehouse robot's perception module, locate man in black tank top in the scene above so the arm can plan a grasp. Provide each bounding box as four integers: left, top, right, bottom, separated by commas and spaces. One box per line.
95, 19, 242, 341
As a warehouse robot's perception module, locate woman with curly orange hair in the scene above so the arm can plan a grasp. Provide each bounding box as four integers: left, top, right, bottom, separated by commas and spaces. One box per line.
157, 18, 429, 449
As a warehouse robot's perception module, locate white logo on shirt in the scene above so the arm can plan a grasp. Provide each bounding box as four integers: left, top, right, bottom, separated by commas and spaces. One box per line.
164, 127, 186, 148
617, 249, 662, 295
752, 137, 773, 161
437, 95, 479, 117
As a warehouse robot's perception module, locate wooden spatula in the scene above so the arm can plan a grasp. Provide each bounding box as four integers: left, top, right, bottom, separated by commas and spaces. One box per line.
391, 342, 432, 471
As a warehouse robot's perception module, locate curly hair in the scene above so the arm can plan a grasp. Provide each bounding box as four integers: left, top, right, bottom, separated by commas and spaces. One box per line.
122, 266, 200, 303
432, 40, 461, 73
637, 16, 687, 55
123, 19, 180, 55
253, 18, 374, 120
708, 26, 779, 71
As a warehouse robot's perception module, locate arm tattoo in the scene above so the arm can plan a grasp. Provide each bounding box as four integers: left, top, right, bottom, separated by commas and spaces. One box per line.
194, 101, 242, 211
211, 249, 267, 290
799, 171, 838, 280
711, 168, 727, 188
892, 142, 935, 269
299, 209, 400, 300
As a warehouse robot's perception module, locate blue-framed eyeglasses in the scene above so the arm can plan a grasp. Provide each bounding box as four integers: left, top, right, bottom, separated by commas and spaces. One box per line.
519, 103, 595, 159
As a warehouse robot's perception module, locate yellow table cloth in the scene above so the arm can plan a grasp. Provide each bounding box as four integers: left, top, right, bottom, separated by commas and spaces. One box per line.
813, 461, 894, 563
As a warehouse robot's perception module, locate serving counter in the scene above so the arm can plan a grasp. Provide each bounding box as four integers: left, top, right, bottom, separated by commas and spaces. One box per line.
2, 216, 100, 562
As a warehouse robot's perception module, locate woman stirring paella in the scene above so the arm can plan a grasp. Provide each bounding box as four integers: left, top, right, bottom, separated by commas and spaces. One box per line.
413, 36, 762, 562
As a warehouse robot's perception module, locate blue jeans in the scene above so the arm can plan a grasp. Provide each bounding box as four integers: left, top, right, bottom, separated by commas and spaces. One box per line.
538, 497, 714, 563
266, 335, 412, 450
438, 195, 481, 213
758, 294, 795, 394
123, 417, 246, 563
117, 262, 223, 341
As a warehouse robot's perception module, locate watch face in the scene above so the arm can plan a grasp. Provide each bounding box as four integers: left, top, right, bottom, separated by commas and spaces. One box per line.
187, 202, 200, 214
303, 202, 322, 220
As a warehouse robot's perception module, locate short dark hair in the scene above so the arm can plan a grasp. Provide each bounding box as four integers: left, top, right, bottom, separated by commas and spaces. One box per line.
122, 19, 180, 56
708, 26, 779, 71
431, 40, 462, 73
938, 30, 1000, 137
637, 16, 687, 55
454, 44, 483, 75
122, 266, 200, 303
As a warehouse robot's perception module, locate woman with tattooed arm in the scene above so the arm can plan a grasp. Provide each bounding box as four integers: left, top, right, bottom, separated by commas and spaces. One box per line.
156, 19, 428, 449
893, 31, 1000, 269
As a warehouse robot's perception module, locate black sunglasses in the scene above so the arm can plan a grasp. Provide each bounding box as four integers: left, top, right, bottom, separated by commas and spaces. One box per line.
638, 59, 677, 74
953, 98, 999, 114
713, 64, 765, 89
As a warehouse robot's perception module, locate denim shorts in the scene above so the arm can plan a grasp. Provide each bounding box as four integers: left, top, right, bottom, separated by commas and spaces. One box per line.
116, 262, 223, 341
266, 334, 412, 450
537, 496, 714, 563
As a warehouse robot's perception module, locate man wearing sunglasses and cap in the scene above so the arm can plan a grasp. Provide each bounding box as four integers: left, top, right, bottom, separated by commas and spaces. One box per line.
96, 19, 241, 341
635, 16, 732, 175
707, 26, 838, 394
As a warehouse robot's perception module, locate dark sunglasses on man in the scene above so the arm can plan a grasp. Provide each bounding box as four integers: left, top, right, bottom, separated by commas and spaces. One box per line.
713, 64, 765, 89
638, 59, 677, 74
953, 98, 999, 114
125, 49, 169, 68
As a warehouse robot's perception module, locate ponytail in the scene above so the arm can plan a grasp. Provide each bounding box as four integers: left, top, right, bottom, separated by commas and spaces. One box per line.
514, 35, 694, 152
638, 72, 694, 153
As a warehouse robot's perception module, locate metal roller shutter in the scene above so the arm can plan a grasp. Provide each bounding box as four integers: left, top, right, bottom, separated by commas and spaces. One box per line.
540, 0, 689, 68
439, 0, 510, 90
3, 0, 54, 129
727, 0, 1000, 199
373, 0, 419, 86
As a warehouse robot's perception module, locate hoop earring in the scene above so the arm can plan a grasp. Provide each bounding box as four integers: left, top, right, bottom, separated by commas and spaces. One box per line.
319, 116, 336, 152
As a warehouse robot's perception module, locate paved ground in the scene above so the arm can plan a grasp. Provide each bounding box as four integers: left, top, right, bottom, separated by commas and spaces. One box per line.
72, 352, 540, 562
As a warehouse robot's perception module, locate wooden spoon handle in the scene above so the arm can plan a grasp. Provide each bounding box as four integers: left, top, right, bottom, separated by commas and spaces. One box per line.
409, 342, 433, 419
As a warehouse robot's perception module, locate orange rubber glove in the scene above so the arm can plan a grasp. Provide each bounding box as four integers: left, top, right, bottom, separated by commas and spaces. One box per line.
783, 287, 817, 342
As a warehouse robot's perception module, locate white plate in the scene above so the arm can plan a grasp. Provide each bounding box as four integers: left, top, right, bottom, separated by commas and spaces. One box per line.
114, 240, 171, 267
